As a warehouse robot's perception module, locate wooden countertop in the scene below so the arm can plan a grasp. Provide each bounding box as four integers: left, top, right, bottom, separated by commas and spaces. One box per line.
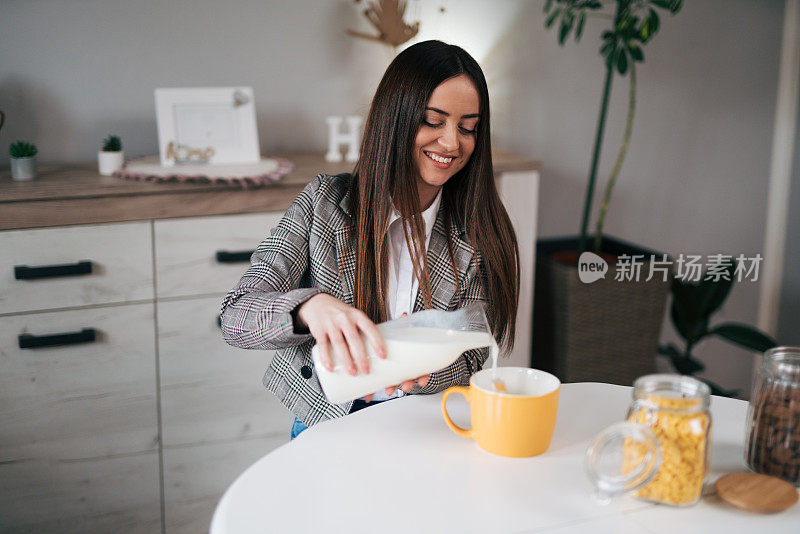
0, 151, 540, 230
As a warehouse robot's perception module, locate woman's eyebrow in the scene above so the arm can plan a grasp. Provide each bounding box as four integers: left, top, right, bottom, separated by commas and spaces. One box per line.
426, 106, 479, 119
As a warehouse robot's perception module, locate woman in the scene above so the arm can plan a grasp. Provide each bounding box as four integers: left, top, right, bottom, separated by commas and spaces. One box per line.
220, 40, 519, 438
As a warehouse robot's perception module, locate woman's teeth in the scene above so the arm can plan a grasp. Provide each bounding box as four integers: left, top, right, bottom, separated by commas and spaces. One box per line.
425, 151, 453, 163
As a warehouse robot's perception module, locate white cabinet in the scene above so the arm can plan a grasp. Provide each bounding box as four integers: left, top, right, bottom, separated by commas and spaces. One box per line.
154, 214, 291, 533
0, 223, 160, 533
153, 213, 283, 299
161, 435, 287, 534
497, 170, 540, 369
157, 296, 290, 532
0, 215, 291, 533
0, 222, 153, 314
1, 452, 162, 533
0, 304, 159, 460
157, 297, 288, 446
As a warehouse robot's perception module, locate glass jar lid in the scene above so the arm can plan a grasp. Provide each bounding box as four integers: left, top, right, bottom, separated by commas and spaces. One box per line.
584, 422, 661, 504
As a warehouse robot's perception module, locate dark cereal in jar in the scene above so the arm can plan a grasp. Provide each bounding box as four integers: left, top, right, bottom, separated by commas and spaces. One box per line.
746, 382, 800, 485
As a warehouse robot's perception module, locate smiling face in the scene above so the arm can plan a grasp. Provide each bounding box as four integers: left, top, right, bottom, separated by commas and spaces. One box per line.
413, 74, 480, 209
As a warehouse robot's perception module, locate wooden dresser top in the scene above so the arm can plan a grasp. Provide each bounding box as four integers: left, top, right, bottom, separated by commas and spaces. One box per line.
0, 151, 540, 230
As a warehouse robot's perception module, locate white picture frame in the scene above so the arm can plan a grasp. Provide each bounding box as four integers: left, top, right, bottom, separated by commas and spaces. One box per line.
154, 87, 260, 167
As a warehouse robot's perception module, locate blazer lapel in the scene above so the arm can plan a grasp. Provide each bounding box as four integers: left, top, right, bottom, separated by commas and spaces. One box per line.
335, 185, 356, 306
414, 205, 476, 312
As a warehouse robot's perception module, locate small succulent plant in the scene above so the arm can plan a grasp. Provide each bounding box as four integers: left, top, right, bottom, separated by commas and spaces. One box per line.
102, 135, 122, 152
9, 141, 38, 158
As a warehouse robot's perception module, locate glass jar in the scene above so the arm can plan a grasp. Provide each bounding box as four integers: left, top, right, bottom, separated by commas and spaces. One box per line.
586, 374, 712, 506
744, 346, 800, 486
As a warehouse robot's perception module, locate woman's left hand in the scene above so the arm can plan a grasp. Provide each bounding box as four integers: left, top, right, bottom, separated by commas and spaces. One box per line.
362, 375, 430, 402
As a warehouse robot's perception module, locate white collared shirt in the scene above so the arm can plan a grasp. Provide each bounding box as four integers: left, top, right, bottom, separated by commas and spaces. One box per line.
369, 189, 442, 401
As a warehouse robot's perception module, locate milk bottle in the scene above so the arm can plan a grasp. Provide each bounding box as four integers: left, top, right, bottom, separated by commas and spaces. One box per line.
311, 304, 497, 404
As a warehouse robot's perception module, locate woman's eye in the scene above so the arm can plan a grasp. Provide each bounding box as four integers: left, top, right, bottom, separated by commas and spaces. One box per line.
422, 119, 476, 134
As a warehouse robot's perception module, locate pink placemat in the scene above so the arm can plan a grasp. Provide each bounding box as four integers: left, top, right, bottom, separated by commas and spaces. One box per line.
115, 156, 294, 189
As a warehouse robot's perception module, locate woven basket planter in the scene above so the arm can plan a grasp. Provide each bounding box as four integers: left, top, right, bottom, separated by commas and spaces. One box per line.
532, 236, 670, 386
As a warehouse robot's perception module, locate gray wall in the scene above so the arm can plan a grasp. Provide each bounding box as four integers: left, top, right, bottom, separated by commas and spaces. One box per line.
0, 0, 788, 394
0, 0, 392, 161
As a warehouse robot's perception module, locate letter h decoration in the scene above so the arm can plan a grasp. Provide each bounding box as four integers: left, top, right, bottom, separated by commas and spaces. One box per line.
325, 116, 363, 163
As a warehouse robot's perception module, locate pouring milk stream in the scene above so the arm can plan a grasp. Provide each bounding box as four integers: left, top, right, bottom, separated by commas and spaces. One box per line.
312, 303, 501, 404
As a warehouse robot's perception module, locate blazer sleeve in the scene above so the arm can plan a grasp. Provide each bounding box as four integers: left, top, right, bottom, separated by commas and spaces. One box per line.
410, 261, 492, 394
219, 176, 325, 350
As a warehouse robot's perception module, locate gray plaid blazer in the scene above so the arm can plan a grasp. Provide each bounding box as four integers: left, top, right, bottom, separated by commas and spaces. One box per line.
220, 173, 489, 426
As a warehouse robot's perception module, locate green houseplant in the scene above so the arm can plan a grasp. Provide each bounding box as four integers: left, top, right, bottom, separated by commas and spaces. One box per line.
9, 141, 38, 181
532, 0, 682, 386
98, 134, 124, 176
544, 0, 682, 253
660, 261, 777, 397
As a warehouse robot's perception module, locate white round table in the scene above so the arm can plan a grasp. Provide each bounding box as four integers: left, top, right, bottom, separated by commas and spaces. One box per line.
211, 383, 799, 533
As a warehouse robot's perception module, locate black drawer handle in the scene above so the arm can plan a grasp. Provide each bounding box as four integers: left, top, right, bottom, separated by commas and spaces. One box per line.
14, 260, 93, 280
18, 328, 97, 349
215, 250, 254, 263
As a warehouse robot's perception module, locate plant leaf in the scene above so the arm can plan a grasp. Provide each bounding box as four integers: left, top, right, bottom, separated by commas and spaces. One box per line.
545, 7, 561, 29
669, 300, 692, 340
671, 276, 714, 325
696, 262, 735, 317
616, 47, 628, 75
710, 323, 777, 352
629, 42, 644, 62
658, 344, 705, 374
626, 16, 640, 37
639, 19, 651, 42
670, 290, 708, 344
544, 0, 553, 13
674, 356, 705, 375
649, 9, 660, 34
600, 39, 615, 58
575, 12, 586, 42
658, 344, 683, 359
650, 0, 672, 9
671, 0, 683, 14
699, 377, 740, 398
559, 13, 574, 45
605, 45, 616, 69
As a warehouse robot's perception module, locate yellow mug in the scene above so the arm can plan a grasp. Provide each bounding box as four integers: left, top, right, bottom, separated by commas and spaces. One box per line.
441, 367, 560, 457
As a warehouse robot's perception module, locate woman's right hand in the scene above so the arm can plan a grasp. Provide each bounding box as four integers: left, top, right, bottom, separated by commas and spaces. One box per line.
297, 293, 386, 376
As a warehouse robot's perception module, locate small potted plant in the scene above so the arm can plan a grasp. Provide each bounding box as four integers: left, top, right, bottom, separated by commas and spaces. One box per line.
9, 141, 38, 181
98, 135, 124, 176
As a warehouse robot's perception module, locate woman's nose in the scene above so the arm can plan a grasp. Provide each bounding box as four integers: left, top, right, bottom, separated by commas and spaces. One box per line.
438, 126, 458, 152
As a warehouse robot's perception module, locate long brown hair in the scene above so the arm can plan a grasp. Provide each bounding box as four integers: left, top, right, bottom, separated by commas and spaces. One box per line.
350, 40, 520, 352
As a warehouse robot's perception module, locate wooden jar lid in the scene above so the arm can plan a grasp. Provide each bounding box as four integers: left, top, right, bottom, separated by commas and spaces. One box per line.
715, 472, 799, 513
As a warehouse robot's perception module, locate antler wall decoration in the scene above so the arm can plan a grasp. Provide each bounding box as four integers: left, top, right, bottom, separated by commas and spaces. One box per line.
347, 0, 420, 48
